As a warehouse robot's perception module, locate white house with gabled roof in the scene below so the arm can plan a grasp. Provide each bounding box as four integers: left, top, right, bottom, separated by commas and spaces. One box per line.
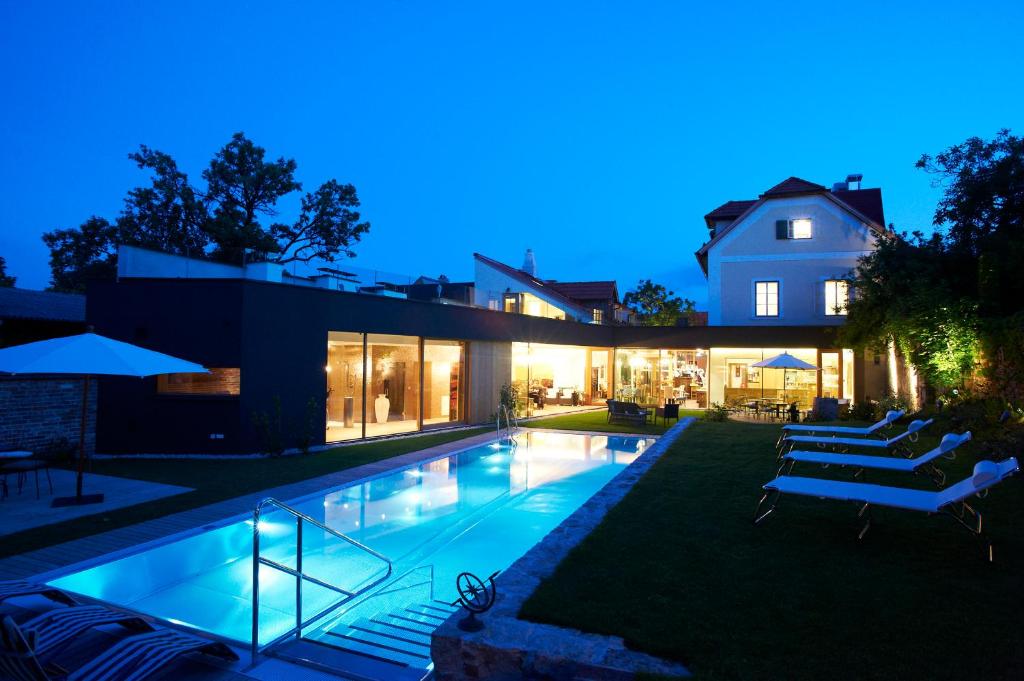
696, 175, 888, 326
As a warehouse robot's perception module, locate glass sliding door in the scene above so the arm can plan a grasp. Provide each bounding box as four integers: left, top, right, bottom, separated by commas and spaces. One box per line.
326, 332, 365, 442
423, 340, 465, 429
614, 348, 660, 404
367, 334, 421, 437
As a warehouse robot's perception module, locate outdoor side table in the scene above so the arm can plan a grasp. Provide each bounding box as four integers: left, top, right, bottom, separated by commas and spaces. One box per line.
0, 450, 33, 499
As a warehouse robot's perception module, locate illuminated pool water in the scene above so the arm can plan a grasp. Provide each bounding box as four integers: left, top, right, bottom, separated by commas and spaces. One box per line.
49, 431, 652, 648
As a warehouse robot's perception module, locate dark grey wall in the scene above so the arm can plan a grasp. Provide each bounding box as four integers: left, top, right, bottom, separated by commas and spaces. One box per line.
88, 278, 842, 454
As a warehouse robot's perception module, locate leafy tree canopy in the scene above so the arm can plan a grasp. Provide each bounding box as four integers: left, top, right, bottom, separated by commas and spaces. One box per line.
844, 129, 1023, 396
43, 133, 370, 292
0, 256, 16, 287
623, 279, 696, 326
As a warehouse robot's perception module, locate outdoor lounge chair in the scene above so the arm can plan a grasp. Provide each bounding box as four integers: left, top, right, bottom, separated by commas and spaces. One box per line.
753, 457, 1019, 561
778, 418, 933, 459
11, 605, 154, 657
607, 400, 650, 425
775, 409, 905, 451
0, 615, 238, 681
781, 432, 971, 487
0, 582, 76, 607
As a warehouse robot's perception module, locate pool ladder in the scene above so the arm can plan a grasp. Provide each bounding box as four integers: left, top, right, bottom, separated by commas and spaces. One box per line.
496, 405, 520, 448
250, 497, 393, 665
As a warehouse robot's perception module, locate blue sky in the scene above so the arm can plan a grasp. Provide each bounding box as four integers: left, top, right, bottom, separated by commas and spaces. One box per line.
1, 1, 1022, 304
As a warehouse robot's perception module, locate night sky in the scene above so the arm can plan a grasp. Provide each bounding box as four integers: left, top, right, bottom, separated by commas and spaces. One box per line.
2, 1, 1022, 305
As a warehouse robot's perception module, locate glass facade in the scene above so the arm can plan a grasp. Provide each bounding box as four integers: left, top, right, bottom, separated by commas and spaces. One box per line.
511, 342, 612, 417
326, 332, 365, 442
708, 347, 856, 411
326, 333, 465, 443
327, 332, 858, 445
614, 349, 708, 408
423, 340, 466, 430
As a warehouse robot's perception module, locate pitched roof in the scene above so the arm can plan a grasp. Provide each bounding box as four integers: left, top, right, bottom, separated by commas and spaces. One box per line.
760, 176, 828, 197
473, 253, 590, 315
694, 176, 887, 275
0, 287, 86, 323
704, 200, 757, 226
832, 187, 885, 227
548, 281, 619, 304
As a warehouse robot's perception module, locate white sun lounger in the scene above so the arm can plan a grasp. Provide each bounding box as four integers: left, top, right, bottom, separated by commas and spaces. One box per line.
775, 409, 905, 451
782, 432, 971, 486
778, 418, 933, 458
754, 457, 1020, 561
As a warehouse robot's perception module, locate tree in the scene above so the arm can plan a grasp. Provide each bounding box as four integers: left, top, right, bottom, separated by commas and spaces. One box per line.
0, 256, 15, 287
42, 217, 118, 293
844, 129, 1024, 398
118, 145, 210, 256
623, 279, 696, 326
201, 132, 300, 263
42, 132, 371, 288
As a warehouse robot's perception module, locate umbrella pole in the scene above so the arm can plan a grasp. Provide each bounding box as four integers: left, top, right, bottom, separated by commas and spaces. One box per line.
53, 374, 104, 507
76, 375, 88, 499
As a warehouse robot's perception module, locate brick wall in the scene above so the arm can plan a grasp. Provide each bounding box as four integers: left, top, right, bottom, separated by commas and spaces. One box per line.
0, 378, 97, 456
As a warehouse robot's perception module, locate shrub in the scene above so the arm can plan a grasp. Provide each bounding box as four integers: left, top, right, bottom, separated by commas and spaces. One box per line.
703, 403, 731, 422
252, 396, 285, 457
295, 397, 320, 456
845, 400, 878, 422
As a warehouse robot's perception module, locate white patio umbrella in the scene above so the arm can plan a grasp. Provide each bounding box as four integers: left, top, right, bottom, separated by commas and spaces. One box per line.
751, 352, 820, 406
0, 332, 207, 506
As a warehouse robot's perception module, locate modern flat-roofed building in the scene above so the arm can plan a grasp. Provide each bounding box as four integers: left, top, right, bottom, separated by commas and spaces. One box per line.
87, 174, 901, 455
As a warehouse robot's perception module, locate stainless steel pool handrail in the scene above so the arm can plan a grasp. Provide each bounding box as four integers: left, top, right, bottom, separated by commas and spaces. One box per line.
497, 405, 519, 446
250, 496, 393, 664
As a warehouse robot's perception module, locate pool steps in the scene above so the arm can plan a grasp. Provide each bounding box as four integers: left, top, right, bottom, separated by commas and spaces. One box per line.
272, 600, 458, 680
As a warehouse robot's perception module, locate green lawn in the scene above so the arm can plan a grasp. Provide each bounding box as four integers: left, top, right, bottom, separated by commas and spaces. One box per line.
1, 428, 487, 560
525, 408, 703, 435
520, 419, 1024, 680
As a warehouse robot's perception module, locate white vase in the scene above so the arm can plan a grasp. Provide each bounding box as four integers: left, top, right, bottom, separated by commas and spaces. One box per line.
374, 394, 390, 424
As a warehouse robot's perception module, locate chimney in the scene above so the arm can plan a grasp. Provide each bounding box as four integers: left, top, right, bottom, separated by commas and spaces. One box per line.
521, 249, 537, 277
845, 173, 863, 191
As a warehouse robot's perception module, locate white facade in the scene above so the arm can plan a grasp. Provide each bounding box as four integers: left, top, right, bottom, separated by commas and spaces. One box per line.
472, 257, 591, 322
705, 195, 877, 326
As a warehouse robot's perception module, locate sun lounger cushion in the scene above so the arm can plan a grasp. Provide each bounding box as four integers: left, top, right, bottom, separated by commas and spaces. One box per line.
784, 419, 933, 449
782, 409, 904, 435
765, 458, 1019, 513
784, 432, 971, 472
765, 475, 943, 512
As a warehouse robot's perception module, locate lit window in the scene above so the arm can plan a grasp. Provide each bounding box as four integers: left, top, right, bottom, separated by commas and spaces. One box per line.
789, 219, 812, 239
157, 368, 240, 396
592, 308, 604, 324
755, 281, 779, 317
825, 280, 849, 316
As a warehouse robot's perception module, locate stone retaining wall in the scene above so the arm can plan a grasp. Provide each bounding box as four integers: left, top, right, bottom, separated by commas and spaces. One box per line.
432, 419, 695, 680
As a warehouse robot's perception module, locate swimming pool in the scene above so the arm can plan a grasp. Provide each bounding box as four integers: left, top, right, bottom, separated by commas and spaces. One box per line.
49, 431, 652, 673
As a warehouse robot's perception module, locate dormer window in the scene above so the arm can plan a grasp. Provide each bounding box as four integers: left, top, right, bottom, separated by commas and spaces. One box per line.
776, 219, 813, 240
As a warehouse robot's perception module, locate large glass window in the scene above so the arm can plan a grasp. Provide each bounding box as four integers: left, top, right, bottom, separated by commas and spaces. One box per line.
709, 348, 818, 411
367, 334, 420, 437
326, 332, 365, 442
755, 281, 779, 317
615, 349, 708, 408
825, 280, 849, 316
423, 340, 465, 429
157, 368, 240, 396
512, 343, 609, 417
614, 348, 660, 404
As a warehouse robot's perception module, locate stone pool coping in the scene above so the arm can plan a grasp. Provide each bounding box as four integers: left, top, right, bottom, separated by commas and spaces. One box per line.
432, 418, 695, 680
